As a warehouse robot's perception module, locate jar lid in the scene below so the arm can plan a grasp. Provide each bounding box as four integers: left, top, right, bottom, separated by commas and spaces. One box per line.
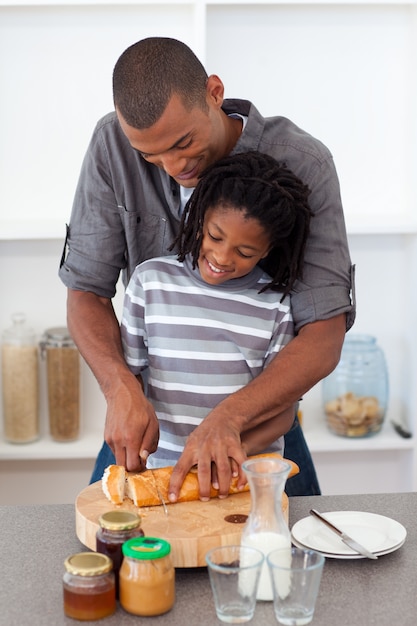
64, 552, 113, 576
42, 327, 75, 347
122, 537, 171, 560
2, 312, 36, 344
99, 510, 141, 531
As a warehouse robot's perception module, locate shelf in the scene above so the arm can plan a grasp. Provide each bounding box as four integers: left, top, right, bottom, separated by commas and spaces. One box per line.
346, 218, 417, 236
0, 0, 195, 5
0, 431, 102, 461
0, 220, 66, 241
303, 419, 414, 454
0, 419, 413, 462
1, 0, 414, 5
2, 218, 417, 242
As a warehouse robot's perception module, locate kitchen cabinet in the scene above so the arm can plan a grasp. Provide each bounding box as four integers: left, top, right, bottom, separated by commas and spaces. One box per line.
1, 0, 416, 503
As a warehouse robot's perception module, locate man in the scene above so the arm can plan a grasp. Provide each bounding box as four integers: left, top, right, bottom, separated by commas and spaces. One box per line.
59, 37, 355, 500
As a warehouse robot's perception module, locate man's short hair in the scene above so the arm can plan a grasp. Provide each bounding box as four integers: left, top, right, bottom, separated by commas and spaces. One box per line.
113, 37, 209, 129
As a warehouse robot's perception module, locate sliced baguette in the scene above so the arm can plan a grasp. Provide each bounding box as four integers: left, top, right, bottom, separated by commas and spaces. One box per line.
102, 453, 299, 507
101, 464, 126, 505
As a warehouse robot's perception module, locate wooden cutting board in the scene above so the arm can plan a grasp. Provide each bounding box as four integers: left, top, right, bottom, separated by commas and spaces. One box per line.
75, 480, 289, 568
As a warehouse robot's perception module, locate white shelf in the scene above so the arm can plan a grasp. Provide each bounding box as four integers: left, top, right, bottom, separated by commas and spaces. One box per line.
0, 431, 102, 461
2, 218, 417, 242
0, 0, 194, 5
0, 220, 66, 241
1, 0, 414, 5
346, 219, 417, 236
303, 419, 414, 454
0, 418, 413, 462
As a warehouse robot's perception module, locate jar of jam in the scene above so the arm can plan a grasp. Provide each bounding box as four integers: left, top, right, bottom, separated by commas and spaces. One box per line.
96, 510, 144, 597
63, 552, 116, 621
119, 537, 175, 616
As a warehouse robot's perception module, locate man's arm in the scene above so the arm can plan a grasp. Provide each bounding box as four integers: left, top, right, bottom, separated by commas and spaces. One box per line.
67, 288, 159, 470
168, 314, 346, 501
240, 405, 296, 456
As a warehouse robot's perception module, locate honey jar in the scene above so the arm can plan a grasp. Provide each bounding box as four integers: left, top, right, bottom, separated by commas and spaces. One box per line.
96, 510, 144, 597
63, 552, 116, 621
119, 537, 175, 616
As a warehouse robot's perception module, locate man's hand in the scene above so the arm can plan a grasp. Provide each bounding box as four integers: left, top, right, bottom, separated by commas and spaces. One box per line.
104, 371, 159, 471
168, 415, 247, 502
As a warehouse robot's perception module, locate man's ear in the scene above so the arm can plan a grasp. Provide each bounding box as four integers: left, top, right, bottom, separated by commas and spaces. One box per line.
206, 74, 225, 108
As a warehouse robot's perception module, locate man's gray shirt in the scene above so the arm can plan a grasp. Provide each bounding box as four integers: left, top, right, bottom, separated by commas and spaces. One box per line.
59, 98, 355, 332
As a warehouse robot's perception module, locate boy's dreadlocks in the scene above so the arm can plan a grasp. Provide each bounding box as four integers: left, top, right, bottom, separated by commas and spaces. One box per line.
171, 151, 312, 296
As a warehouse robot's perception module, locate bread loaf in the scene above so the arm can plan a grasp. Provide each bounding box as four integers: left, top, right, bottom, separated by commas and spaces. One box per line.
101, 464, 126, 505
102, 453, 299, 507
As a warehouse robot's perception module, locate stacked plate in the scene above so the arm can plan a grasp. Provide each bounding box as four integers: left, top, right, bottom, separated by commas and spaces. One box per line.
291, 511, 407, 559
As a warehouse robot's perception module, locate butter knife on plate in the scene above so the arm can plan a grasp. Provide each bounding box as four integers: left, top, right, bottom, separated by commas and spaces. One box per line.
309, 509, 378, 560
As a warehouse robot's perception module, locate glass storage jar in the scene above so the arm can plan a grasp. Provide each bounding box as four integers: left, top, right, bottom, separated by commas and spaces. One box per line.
1, 312, 39, 443
40, 327, 80, 441
322, 334, 389, 437
63, 552, 116, 621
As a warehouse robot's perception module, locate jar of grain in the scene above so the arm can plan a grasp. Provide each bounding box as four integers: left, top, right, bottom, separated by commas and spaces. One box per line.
40, 327, 80, 441
1, 312, 39, 443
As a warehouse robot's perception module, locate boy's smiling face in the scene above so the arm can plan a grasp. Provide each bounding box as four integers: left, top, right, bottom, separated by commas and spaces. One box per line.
198, 205, 271, 285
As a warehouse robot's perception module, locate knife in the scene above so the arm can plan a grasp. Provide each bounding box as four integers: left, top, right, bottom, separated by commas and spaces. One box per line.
151, 469, 169, 517
309, 509, 378, 560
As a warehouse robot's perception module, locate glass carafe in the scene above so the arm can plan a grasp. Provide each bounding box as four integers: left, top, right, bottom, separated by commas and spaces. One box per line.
240, 457, 292, 601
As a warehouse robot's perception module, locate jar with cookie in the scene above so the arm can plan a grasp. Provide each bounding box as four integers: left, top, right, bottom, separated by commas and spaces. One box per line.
322, 334, 389, 437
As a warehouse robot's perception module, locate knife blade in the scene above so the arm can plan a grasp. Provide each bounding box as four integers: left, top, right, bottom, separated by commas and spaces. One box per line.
309, 509, 378, 560
151, 469, 169, 517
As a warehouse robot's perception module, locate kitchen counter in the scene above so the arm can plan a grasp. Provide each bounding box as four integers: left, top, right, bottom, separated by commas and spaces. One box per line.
0, 492, 416, 626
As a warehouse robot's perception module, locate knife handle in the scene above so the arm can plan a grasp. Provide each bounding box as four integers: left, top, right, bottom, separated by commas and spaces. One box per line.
309, 508, 343, 537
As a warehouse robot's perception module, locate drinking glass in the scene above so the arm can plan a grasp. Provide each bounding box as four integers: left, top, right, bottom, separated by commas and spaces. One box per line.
205, 545, 264, 623
267, 547, 324, 625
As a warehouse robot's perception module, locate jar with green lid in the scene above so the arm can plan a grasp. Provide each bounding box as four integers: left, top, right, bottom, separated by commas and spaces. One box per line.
96, 510, 144, 597
119, 537, 175, 616
40, 326, 80, 441
1, 312, 39, 443
63, 552, 116, 621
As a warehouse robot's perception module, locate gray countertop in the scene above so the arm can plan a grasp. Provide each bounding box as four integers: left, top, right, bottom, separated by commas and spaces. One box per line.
0, 492, 416, 626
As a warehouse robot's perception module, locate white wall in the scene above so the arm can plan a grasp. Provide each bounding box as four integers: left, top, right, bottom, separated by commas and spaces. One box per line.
1, 1, 416, 502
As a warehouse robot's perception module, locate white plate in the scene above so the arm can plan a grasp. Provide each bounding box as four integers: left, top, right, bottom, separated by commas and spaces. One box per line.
291, 511, 407, 559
